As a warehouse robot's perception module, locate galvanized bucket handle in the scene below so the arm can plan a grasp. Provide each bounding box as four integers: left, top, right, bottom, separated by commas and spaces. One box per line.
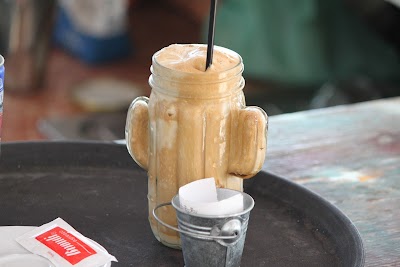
153, 202, 241, 241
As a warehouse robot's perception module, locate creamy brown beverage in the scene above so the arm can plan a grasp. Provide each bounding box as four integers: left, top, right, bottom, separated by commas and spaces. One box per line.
126, 44, 268, 248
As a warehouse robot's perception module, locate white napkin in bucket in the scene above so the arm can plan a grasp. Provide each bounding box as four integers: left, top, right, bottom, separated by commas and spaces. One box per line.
179, 178, 243, 216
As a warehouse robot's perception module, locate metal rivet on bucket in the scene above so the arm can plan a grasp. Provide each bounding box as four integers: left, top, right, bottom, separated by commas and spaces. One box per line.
153, 188, 255, 267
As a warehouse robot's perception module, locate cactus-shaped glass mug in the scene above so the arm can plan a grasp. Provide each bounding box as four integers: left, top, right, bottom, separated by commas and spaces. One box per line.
125, 44, 268, 249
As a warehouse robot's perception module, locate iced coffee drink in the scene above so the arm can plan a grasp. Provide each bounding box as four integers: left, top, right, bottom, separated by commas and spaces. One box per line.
126, 44, 268, 248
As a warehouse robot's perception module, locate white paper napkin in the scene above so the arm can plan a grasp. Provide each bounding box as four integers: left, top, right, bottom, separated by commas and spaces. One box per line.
179, 178, 243, 216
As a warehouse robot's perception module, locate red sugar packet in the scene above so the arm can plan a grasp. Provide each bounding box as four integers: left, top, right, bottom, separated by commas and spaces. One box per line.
16, 218, 117, 267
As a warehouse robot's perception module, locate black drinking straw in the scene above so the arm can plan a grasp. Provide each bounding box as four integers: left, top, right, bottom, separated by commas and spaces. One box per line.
205, 0, 217, 70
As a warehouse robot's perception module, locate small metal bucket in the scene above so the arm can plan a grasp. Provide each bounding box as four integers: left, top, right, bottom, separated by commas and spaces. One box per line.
153, 188, 254, 267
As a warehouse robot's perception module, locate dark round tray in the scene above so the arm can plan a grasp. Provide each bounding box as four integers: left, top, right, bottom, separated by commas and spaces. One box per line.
0, 141, 364, 266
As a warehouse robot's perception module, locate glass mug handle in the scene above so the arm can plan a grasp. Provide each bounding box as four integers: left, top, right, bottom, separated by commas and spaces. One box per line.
228, 106, 268, 178
125, 96, 150, 170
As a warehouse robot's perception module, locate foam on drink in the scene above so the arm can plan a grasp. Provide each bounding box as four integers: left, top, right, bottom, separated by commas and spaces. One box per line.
154, 44, 239, 73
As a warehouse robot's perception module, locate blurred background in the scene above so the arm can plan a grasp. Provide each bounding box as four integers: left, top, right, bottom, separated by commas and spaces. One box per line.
0, 0, 399, 141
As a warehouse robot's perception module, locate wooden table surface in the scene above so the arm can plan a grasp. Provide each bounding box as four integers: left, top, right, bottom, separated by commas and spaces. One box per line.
264, 97, 400, 267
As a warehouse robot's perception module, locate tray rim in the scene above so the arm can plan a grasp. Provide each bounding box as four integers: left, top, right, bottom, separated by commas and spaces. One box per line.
250, 170, 365, 267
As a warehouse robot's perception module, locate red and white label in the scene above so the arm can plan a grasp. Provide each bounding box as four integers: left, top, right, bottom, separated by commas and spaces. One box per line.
36, 226, 97, 265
